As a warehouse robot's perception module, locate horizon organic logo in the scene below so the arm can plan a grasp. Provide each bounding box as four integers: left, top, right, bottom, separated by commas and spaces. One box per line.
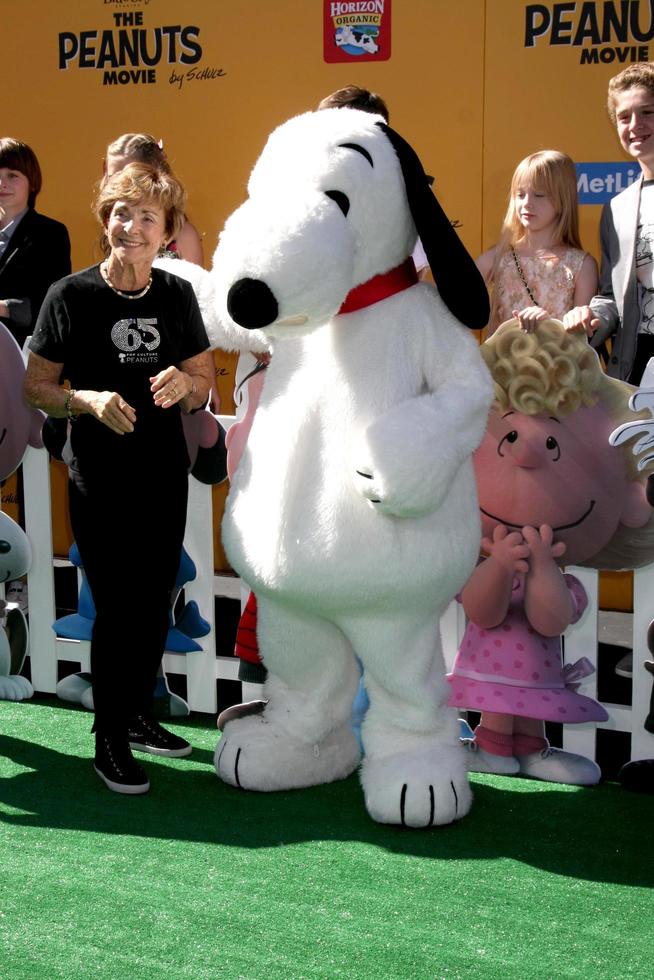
324, 0, 391, 62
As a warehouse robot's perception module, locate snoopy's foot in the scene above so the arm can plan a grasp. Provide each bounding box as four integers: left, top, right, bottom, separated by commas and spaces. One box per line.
56, 671, 92, 706
0, 675, 34, 701
214, 713, 361, 791
360, 738, 472, 828
151, 690, 190, 719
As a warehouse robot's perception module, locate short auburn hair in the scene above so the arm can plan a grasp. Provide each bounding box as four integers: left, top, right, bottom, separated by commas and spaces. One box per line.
94, 162, 186, 254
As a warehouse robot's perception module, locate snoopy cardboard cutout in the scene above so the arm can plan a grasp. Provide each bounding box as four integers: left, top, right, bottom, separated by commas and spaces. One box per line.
0, 511, 33, 701
0, 323, 41, 701
204, 109, 494, 827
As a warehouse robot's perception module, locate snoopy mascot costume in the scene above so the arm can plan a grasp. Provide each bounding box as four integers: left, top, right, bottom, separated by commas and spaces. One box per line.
181, 108, 493, 827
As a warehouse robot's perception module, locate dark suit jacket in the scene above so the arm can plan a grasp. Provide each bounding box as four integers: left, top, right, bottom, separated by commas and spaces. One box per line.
590, 176, 642, 381
0, 208, 71, 347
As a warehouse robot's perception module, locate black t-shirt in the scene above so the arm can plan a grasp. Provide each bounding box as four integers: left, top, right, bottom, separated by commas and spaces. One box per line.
30, 264, 209, 474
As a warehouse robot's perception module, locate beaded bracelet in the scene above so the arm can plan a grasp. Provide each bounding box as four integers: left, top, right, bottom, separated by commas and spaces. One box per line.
64, 388, 78, 420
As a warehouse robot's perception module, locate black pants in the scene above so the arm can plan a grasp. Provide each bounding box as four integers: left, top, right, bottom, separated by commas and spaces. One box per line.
628, 334, 654, 386
68, 463, 188, 733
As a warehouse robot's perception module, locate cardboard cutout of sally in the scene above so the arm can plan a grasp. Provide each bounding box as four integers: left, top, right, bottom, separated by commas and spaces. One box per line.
448, 319, 654, 785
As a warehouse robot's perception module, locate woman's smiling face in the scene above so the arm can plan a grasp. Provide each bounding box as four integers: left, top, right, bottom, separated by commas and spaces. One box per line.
474, 403, 636, 565
106, 197, 167, 267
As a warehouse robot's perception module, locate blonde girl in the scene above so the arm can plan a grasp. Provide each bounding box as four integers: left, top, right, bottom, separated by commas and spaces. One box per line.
103, 133, 204, 266
477, 150, 598, 335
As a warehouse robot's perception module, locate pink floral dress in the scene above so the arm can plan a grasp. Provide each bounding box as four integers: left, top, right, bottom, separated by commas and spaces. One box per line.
489, 247, 588, 334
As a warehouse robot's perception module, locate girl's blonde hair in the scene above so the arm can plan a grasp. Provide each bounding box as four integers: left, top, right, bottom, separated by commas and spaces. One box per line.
482, 319, 654, 570
103, 133, 171, 175
500, 150, 581, 251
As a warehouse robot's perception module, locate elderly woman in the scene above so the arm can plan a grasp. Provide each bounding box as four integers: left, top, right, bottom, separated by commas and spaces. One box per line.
24, 163, 214, 795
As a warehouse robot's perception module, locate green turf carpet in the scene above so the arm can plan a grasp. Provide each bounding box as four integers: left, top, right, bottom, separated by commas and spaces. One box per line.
1, 697, 652, 979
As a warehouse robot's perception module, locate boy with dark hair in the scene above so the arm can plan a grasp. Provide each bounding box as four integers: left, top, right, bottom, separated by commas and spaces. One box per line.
317, 84, 389, 122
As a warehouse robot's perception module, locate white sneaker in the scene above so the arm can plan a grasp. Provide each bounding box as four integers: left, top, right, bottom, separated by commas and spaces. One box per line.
5, 580, 28, 614
461, 739, 520, 775
615, 652, 633, 678
517, 746, 601, 786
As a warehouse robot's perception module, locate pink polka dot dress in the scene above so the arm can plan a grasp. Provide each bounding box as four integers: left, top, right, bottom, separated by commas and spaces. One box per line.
447, 573, 608, 723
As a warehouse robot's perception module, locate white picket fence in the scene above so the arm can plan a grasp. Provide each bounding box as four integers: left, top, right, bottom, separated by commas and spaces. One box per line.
12, 439, 654, 764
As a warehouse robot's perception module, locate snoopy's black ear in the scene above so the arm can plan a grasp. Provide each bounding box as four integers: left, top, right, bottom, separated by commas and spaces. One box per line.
378, 123, 489, 330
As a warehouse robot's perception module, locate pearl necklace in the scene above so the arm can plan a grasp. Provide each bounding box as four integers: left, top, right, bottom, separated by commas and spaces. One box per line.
100, 261, 152, 299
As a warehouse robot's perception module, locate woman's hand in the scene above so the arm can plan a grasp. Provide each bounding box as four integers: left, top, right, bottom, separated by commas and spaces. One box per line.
512, 307, 549, 333
483, 524, 530, 574
80, 390, 136, 434
150, 366, 194, 409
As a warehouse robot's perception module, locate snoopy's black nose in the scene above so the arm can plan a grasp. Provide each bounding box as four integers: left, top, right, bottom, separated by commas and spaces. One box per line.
227, 278, 279, 330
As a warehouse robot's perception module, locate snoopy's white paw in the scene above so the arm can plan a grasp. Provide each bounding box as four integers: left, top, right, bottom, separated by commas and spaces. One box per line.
354, 404, 465, 518
0, 675, 34, 701
353, 464, 386, 509
214, 713, 361, 791
360, 744, 472, 827
353, 456, 452, 518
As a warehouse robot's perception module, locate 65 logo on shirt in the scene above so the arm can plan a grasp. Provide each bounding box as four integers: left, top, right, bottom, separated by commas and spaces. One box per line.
111, 317, 161, 364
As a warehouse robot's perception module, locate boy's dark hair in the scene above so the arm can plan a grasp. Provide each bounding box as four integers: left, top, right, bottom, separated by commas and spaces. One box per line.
0, 139, 42, 207
317, 85, 390, 123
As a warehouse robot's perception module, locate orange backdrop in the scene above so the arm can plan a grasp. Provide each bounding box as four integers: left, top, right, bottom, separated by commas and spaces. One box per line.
4, 0, 642, 601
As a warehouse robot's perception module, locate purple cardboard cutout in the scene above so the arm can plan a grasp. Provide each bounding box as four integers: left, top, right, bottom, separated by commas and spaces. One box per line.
0, 323, 44, 480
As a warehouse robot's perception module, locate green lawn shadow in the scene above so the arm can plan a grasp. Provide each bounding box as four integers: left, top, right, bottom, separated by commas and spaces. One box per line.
2, 715, 652, 890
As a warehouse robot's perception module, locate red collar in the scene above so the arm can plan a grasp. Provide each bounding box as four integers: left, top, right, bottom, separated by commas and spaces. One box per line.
338, 257, 418, 315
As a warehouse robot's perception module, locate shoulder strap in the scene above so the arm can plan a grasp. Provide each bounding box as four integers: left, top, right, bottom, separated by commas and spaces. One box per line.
510, 246, 537, 305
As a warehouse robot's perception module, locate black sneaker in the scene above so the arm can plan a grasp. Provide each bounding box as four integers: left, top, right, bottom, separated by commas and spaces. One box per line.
94, 733, 150, 795
128, 715, 192, 758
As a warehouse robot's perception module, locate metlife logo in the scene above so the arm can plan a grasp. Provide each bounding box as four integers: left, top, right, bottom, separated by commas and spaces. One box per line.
576, 162, 640, 204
